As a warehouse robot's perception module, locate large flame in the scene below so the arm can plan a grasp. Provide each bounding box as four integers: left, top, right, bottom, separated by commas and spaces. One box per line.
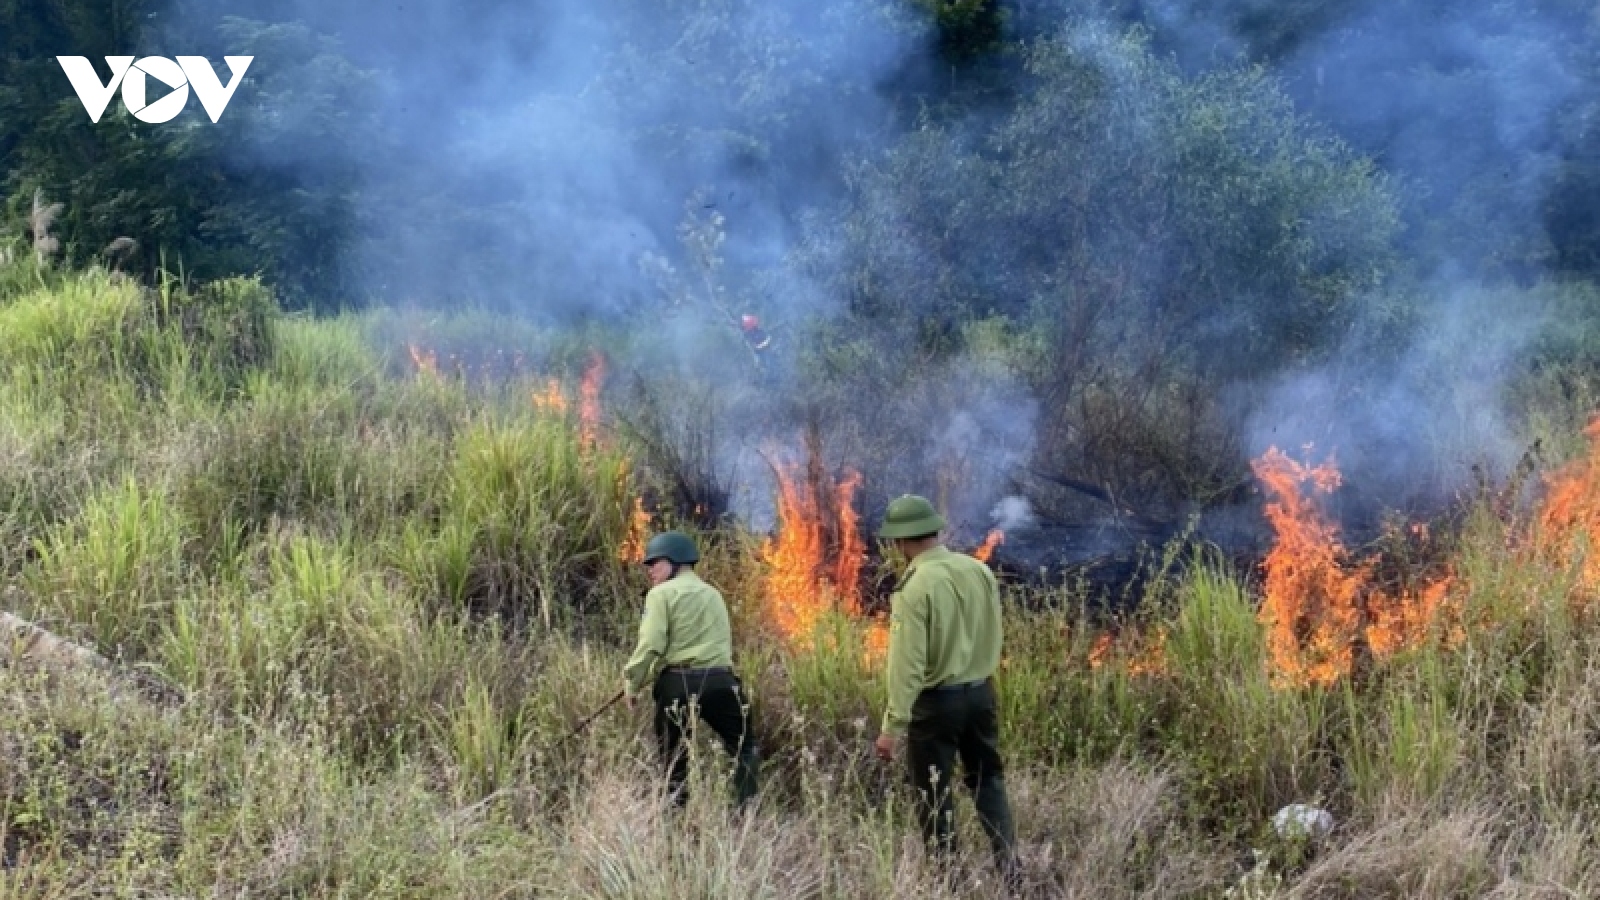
834, 471, 865, 603
1253, 448, 1367, 687
760, 460, 866, 646
1535, 416, 1600, 599
1253, 447, 1457, 688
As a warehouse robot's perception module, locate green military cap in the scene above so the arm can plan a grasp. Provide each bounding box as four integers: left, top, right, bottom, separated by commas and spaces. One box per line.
643, 531, 700, 565
877, 494, 947, 540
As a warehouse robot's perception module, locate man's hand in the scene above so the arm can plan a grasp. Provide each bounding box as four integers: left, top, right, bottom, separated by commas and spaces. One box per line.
874, 732, 900, 762
622, 679, 637, 711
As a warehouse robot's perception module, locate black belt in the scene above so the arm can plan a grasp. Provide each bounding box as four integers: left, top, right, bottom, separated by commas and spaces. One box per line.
661, 666, 732, 677
929, 677, 989, 693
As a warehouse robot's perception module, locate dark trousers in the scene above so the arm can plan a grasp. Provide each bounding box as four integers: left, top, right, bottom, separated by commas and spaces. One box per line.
653, 669, 760, 806
906, 678, 1017, 876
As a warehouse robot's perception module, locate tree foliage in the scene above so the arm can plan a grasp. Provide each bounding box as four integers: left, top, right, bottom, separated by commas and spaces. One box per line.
813, 26, 1396, 378
781, 25, 1402, 515
0, 6, 378, 309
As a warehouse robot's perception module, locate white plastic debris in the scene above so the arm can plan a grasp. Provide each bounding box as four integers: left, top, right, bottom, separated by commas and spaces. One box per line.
1272, 804, 1334, 840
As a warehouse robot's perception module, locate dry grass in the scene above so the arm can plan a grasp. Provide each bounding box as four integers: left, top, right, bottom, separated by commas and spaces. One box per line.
3, 267, 1600, 897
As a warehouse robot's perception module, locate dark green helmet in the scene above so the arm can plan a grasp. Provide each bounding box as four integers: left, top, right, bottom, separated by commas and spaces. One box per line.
877, 494, 947, 540
643, 530, 700, 565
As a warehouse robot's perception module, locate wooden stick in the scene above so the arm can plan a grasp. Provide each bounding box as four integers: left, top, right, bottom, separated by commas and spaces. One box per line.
551, 689, 626, 751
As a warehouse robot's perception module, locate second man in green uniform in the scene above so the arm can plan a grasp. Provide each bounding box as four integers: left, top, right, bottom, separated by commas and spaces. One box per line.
873, 495, 1018, 882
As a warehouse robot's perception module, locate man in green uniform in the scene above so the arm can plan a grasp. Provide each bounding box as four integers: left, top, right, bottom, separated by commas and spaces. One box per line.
623, 531, 759, 806
873, 495, 1018, 883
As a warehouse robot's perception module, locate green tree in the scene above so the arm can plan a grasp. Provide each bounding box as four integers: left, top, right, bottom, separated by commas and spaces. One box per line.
1, 3, 378, 309
815, 25, 1396, 377
799, 25, 1399, 512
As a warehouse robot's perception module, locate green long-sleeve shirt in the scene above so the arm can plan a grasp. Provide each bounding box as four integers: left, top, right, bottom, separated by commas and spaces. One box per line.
882, 546, 1003, 735
622, 570, 736, 695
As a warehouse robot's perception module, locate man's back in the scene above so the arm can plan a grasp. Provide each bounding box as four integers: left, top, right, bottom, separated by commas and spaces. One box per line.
650, 572, 734, 667
872, 499, 1018, 886
624, 571, 734, 692
898, 546, 1002, 687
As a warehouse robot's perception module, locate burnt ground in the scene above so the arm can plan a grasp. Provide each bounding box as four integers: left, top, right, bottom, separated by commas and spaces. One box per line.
940, 496, 1458, 619
978, 504, 1272, 615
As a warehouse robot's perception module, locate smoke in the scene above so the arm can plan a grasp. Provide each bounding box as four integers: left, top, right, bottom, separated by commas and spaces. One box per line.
1117, 0, 1588, 514
1245, 282, 1548, 523
208, 0, 928, 321
925, 377, 1040, 535
990, 496, 1036, 533
188, 0, 1007, 525
1276, 0, 1585, 275
718, 362, 1041, 538
170, 0, 1591, 540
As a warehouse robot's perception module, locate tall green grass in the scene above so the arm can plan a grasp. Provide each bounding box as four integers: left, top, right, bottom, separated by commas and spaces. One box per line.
26, 477, 189, 658
8, 266, 1600, 897
395, 416, 642, 626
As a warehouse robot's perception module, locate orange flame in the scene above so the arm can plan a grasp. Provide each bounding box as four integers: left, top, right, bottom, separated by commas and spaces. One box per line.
407, 344, 438, 377
863, 617, 890, 666
530, 350, 603, 448
580, 351, 605, 449
760, 461, 865, 645
1126, 630, 1169, 678
1253, 447, 1459, 688
613, 453, 652, 565
620, 494, 651, 564
1087, 632, 1115, 670
834, 472, 864, 606
1083, 627, 1168, 677
1365, 578, 1458, 657
1535, 416, 1600, 600
973, 529, 1005, 564
1253, 448, 1366, 687
532, 378, 569, 415
764, 464, 826, 642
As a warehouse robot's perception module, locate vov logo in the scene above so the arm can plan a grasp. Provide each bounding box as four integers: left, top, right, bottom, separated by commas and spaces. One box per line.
57, 56, 253, 124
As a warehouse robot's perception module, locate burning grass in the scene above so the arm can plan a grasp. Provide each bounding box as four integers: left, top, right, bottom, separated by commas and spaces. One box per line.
15, 269, 1600, 897
579, 350, 605, 450
756, 461, 1021, 664
973, 528, 1004, 564
531, 377, 566, 414
761, 459, 865, 644
1253, 447, 1460, 688
1533, 415, 1600, 603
